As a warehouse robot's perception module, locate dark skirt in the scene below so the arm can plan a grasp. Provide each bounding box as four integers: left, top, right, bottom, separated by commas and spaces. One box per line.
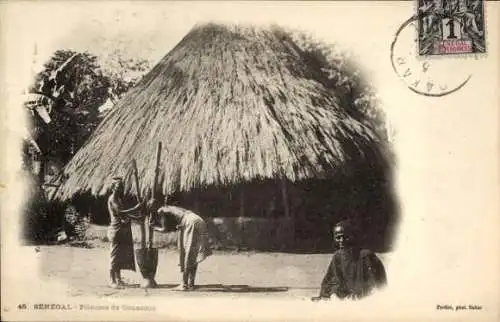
108, 224, 136, 271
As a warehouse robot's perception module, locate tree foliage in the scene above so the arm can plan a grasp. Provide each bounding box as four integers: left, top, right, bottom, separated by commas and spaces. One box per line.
28, 49, 151, 164
22, 49, 151, 243
99, 49, 152, 98
289, 31, 390, 142
30, 50, 106, 163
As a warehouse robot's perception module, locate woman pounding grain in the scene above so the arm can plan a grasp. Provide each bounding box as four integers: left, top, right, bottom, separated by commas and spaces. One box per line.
148, 200, 212, 291
107, 177, 144, 288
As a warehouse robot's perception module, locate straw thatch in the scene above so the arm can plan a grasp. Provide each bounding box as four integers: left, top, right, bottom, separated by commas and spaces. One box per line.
54, 23, 386, 201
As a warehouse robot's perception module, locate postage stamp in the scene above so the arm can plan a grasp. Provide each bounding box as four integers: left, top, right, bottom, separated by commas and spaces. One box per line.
391, 16, 472, 97
417, 0, 486, 55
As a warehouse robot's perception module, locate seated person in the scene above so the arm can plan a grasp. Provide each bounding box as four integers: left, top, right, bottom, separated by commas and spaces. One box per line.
312, 220, 387, 301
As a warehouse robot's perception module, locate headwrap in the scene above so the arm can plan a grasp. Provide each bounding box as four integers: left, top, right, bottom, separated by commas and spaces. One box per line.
111, 177, 124, 190
333, 219, 359, 236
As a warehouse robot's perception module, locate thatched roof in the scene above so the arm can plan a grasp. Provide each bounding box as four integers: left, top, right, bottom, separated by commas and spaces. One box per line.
54, 23, 387, 200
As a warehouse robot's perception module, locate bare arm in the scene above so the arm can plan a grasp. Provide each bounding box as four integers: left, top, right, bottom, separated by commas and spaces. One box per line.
150, 213, 168, 233
119, 202, 142, 216
149, 207, 181, 233
109, 199, 143, 220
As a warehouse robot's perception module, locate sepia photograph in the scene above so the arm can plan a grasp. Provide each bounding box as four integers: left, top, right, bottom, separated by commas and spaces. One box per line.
1, 1, 499, 321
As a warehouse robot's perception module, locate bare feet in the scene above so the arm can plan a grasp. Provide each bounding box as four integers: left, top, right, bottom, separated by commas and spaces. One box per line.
109, 282, 123, 289
173, 284, 187, 291
311, 296, 328, 302
140, 279, 157, 289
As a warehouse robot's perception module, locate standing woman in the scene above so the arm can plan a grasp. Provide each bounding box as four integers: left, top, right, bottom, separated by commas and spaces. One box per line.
149, 200, 212, 290
107, 177, 143, 288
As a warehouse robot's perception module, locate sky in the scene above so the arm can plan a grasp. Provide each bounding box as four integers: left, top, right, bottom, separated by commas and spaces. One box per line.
2, 2, 401, 87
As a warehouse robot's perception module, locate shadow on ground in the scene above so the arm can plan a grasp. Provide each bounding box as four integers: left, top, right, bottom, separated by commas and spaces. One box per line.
124, 283, 289, 293
194, 284, 289, 293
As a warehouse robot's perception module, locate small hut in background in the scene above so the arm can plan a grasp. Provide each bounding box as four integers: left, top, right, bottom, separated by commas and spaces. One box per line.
53, 24, 397, 252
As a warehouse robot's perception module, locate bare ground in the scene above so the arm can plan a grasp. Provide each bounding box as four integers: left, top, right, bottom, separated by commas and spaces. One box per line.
36, 242, 391, 299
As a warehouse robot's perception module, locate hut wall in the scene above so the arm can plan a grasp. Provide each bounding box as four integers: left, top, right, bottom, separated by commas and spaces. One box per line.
288, 163, 398, 253
173, 181, 287, 219
127, 216, 294, 251
170, 163, 397, 252
85, 163, 397, 252
167, 180, 295, 250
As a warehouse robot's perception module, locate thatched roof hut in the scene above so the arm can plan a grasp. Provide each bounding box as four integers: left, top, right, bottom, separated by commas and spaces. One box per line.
53, 23, 396, 251
56, 24, 385, 197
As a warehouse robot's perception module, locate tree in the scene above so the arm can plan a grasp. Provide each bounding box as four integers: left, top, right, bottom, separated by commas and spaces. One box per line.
27, 50, 108, 164
22, 49, 151, 244
27, 49, 152, 165
287, 30, 391, 142
99, 49, 152, 99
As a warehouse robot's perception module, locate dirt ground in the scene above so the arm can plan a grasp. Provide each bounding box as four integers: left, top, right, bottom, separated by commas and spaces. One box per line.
36, 242, 391, 299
